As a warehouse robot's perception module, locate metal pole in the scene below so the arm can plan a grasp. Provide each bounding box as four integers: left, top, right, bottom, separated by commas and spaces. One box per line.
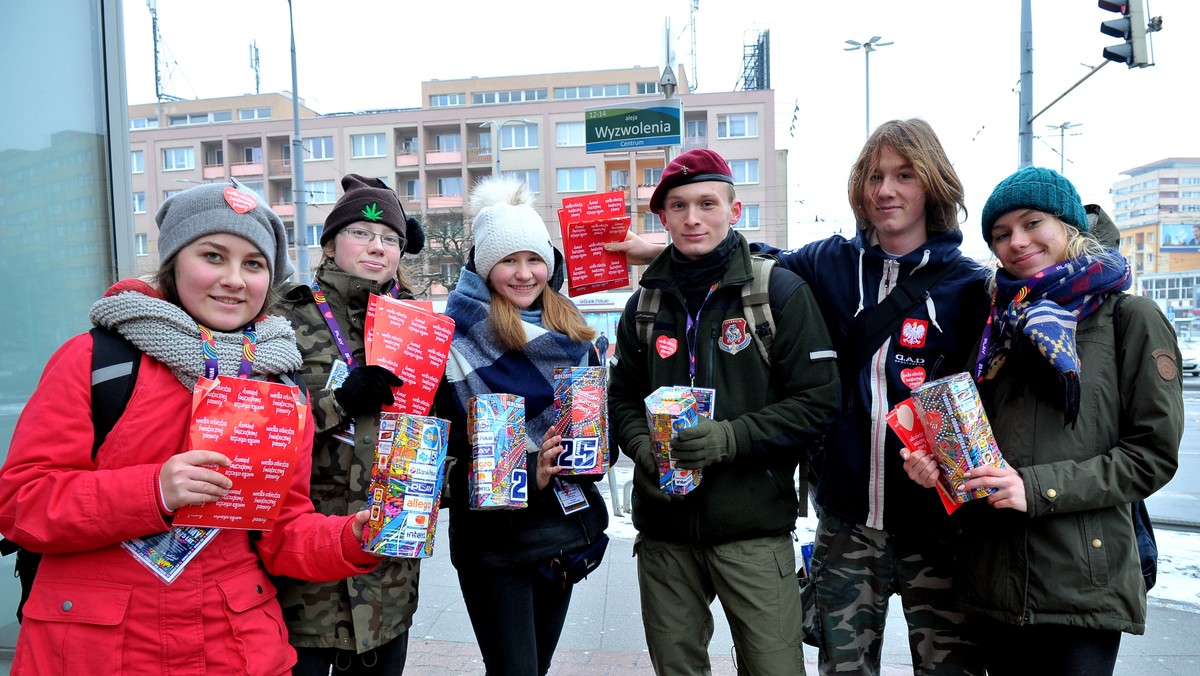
864, 48, 871, 139
288, 0, 310, 282
1018, 0, 1034, 168
1060, 127, 1066, 174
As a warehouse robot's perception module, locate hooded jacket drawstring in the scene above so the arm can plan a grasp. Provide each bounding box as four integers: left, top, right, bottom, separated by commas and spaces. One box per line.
910, 249, 945, 334
853, 247, 866, 317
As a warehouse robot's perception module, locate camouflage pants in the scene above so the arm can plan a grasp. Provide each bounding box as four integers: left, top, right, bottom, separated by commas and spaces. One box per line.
808, 512, 982, 675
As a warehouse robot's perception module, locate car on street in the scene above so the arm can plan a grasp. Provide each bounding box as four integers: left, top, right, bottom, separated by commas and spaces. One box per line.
1180, 339, 1199, 377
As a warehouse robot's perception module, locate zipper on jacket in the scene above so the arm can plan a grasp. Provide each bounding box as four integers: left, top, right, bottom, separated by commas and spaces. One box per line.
705, 325, 718, 387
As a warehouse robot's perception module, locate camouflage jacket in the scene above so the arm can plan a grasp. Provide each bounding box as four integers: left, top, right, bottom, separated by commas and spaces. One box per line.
271, 265, 420, 653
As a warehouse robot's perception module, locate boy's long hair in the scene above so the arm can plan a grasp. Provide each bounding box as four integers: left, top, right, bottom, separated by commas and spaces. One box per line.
848, 118, 967, 238
489, 281, 596, 353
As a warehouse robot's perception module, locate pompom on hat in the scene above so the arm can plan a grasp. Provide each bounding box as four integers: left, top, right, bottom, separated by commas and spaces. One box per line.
981, 166, 1089, 248
155, 180, 293, 285
649, 148, 735, 213
468, 175, 555, 283
322, 174, 424, 255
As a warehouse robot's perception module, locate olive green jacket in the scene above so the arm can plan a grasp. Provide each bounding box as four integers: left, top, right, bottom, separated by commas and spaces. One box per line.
271, 265, 420, 653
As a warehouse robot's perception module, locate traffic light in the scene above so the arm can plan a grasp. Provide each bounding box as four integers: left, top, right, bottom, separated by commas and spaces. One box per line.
1099, 1, 1149, 67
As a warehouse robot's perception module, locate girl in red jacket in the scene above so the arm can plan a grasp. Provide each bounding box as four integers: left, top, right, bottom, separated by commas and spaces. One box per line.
0, 181, 379, 675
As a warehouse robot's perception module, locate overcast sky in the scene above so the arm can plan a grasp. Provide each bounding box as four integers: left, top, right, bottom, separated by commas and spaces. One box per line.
122, 0, 1199, 259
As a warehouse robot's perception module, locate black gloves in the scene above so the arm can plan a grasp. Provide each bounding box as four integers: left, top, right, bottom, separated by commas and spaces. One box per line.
333, 365, 402, 418
672, 418, 738, 470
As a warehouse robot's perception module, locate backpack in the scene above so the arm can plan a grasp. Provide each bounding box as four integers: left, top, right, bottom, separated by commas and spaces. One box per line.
1111, 293, 1159, 592
0, 327, 140, 623
634, 255, 779, 364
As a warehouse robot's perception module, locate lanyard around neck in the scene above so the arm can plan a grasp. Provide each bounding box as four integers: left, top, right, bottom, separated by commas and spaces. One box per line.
310, 279, 399, 371
198, 323, 257, 379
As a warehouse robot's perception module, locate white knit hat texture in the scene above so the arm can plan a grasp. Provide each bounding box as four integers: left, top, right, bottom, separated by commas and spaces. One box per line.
469, 175, 555, 283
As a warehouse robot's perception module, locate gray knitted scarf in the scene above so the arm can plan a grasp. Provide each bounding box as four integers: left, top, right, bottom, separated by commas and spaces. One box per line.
89, 286, 302, 391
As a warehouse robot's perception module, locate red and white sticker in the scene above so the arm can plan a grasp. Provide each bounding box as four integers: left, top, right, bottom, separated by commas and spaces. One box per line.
655, 336, 678, 359
898, 318, 928, 349
224, 186, 258, 214
900, 367, 926, 390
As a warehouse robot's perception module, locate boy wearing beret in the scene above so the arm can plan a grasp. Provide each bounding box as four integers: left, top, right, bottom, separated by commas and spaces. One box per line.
608, 148, 840, 675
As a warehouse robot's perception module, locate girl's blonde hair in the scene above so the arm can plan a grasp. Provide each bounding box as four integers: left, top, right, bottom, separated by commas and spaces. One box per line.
489, 283, 596, 353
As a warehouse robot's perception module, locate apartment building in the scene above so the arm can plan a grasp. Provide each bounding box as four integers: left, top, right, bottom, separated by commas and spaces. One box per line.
1109, 158, 1200, 336
127, 66, 786, 334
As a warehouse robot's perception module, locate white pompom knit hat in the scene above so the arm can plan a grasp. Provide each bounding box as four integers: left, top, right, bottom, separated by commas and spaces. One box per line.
468, 175, 554, 283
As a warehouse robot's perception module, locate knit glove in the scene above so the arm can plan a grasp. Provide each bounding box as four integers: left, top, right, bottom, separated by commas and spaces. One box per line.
672, 418, 738, 469
333, 365, 403, 418
629, 437, 671, 503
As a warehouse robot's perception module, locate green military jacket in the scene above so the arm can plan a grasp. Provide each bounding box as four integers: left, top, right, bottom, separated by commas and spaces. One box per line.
958, 293, 1182, 633
272, 265, 420, 653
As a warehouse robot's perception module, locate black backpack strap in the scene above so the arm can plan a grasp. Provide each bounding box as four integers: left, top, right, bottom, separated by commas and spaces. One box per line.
843, 256, 965, 372
89, 327, 141, 459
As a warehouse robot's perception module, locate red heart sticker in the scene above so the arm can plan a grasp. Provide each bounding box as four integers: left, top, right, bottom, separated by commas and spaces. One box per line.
224, 186, 258, 214
655, 336, 678, 359
900, 367, 926, 390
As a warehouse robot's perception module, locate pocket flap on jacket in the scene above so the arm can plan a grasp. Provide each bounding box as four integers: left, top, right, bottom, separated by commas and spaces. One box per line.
23, 579, 133, 626
217, 570, 278, 613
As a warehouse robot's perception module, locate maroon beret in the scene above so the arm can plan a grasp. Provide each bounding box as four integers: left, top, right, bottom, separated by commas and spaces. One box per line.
649, 148, 735, 213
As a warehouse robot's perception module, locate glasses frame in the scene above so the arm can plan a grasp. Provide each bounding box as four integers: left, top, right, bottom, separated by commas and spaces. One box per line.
342, 226, 402, 248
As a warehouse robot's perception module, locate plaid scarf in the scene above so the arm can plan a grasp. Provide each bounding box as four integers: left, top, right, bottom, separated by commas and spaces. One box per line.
443, 268, 591, 445
975, 248, 1130, 426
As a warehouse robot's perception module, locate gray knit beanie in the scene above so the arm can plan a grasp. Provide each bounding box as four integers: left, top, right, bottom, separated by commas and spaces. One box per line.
468, 175, 555, 283
981, 166, 1089, 248
156, 181, 294, 285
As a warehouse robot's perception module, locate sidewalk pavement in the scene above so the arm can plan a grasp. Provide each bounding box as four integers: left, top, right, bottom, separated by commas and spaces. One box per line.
405, 486, 1200, 675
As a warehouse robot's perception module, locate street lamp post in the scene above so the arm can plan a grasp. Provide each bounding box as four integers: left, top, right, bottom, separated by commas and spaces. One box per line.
844, 36, 893, 139
1046, 121, 1082, 174
480, 118, 534, 179
287, 0, 309, 282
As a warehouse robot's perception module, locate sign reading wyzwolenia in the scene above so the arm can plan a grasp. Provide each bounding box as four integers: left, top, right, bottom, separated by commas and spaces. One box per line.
585, 98, 682, 153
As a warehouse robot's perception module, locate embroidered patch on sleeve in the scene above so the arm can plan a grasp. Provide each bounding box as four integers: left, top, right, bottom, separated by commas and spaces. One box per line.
1152, 348, 1177, 381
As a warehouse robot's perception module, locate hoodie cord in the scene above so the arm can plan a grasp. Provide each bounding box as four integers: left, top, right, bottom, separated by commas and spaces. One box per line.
853, 247, 866, 317
911, 249, 945, 334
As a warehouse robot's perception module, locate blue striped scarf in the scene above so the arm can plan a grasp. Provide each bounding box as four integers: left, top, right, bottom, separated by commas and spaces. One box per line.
443, 268, 591, 444
977, 248, 1130, 426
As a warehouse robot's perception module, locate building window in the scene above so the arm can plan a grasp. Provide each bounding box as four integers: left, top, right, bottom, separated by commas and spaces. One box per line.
437, 176, 463, 196
305, 136, 334, 160
238, 107, 271, 120
435, 133, 462, 151
130, 150, 144, 174
136, 233, 150, 256
306, 180, 336, 204
557, 167, 596, 193
239, 180, 264, 198
130, 116, 159, 130
164, 189, 184, 200
429, 93, 466, 107
132, 192, 146, 214
610, 169, 629, 189
472, 89, 547, 105
204, 147, 224, 167
637, 82, 659, 95
642, 211, 664, 233
168, 111, 230, 126
554, 84, 630, 100
501, 123, 538, 150
729, 159, 759, 184
306, 223, 323, 245
351, 133, 386, 158
557, 122, 585, 147
686, 119, 707, 139
398, 136, 418, 154
718, 113, 758, 139
504, 169, 540, 193
242, 146, 263, 164
162, 147, 195, 171
643, 167, 663, 185
735, 204, 760, 230
402, 179, 420, 200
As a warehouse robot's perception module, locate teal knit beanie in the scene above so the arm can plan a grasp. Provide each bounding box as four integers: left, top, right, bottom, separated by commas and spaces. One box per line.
981, 166, 1089, 248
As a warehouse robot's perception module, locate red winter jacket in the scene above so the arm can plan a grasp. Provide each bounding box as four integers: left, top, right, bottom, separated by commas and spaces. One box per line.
0, 332, 379, 675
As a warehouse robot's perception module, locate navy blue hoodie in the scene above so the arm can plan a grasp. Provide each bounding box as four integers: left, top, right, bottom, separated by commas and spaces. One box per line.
757, 229, 990, 531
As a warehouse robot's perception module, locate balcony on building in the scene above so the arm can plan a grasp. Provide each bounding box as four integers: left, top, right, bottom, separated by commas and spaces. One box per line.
466, 143, 492, 165
230, 142, 264, 177
396, 136, 419, 168
424, 124, 463, 166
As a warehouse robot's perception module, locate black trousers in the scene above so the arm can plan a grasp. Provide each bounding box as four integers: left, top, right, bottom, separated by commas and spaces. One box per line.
975, 618, 1121, 676
291, 630, 409, 675
456, 561, 574, 676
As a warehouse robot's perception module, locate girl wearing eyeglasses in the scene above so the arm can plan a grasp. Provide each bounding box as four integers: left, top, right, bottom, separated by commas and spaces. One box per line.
273, 174, 426, 675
